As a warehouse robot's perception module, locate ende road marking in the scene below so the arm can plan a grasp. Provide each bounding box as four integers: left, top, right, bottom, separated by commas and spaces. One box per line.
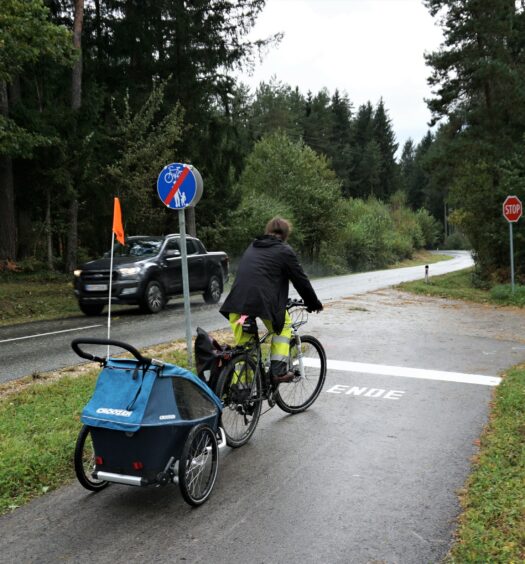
326, 385, 406, 400
0, 324, 102, 344
303, 358, 501, 387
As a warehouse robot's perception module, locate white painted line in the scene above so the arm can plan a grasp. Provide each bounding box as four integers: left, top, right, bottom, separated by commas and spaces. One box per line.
304, 358, 501, 386
0, 324, 102, 344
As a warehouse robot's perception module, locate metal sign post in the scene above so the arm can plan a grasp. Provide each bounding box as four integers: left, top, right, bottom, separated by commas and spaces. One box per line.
502, 195, 523, 294
157, 163, 204, 368
178, 209, 193, 366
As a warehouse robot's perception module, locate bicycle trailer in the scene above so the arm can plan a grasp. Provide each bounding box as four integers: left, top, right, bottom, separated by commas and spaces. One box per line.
72, 338, 226, 506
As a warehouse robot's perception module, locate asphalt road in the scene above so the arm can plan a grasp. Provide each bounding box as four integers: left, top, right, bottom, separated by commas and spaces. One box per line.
0, 251, 472, 383
2, 281, 525, 563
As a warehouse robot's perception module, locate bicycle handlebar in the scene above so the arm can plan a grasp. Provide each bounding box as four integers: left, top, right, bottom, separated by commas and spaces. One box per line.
287, 298, 305, 308
71, 338, 151, 365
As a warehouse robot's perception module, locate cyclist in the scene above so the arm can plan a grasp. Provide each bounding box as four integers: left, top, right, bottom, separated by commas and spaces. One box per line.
220, 217, 323, 383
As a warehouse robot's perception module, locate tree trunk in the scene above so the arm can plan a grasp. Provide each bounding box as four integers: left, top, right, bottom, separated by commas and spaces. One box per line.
66, 0, 84, 272
66, 199, 78, 271
46, 190, 53, 270
185, 207, 197, 237
71, 0, 84, 111
0, 81, 17, 262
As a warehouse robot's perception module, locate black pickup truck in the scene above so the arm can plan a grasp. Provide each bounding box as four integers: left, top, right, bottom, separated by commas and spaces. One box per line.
73, 235, 229, 315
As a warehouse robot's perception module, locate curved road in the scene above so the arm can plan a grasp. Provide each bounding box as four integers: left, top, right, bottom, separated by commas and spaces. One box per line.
0, 251, 473, 383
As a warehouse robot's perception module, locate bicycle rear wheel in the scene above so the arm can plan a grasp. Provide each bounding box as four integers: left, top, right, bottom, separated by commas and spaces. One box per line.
216, 354, 262, 448
275, 335, 326, 413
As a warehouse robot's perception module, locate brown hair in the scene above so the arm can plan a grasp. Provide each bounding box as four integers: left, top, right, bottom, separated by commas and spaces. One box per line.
265, 217, 292, 241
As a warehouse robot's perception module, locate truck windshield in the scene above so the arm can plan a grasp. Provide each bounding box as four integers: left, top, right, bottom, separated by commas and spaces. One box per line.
109, 238, 163, 258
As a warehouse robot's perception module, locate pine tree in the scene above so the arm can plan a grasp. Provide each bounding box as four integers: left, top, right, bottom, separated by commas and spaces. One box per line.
424, 0, 525, 276
329, 89, 353, 195
372, 99, 399, 199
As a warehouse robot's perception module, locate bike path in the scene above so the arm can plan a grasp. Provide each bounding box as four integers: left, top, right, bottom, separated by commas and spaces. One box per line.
1, 289, 523, 563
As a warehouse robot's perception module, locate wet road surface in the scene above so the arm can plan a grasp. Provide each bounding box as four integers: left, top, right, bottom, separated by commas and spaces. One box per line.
1, 286, 524, 563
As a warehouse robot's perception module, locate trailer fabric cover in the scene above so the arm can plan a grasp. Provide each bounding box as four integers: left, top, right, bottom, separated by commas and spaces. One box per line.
81, 358, 222, 432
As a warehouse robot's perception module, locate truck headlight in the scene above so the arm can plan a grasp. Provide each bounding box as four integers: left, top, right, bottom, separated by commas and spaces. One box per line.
73, 269, 82, 277
118, 266, 140, 276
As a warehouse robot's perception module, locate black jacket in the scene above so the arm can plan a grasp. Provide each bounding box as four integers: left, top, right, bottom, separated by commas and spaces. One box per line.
220, 235, 322, 334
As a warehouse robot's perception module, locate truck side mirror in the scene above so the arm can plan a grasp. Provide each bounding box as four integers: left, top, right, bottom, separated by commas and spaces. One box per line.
165, 249, 181, 258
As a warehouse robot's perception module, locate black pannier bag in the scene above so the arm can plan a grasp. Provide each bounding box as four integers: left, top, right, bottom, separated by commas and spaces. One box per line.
194, 327, 231, 390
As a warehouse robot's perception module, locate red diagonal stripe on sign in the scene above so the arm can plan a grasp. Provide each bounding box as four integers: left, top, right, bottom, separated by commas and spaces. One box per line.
163, 166, 190, 206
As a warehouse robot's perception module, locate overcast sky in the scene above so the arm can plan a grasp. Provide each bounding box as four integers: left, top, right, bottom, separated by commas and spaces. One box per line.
237, 0, 444, 152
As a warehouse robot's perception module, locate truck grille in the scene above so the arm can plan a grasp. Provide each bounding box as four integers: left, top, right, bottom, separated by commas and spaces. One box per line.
80, 270, 119, 283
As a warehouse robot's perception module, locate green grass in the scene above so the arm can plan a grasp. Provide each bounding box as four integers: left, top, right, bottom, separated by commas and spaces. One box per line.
0, 273, 80, 326
398, 268, 525, 308
0, 371, 98, 513
0, 346, 191, 515
388, 250, 454, 269
446, 365, 525, 562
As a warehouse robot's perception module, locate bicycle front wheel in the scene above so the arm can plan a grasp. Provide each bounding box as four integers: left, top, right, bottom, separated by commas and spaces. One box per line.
276, 335, 326, 413
216, 354, 262, 448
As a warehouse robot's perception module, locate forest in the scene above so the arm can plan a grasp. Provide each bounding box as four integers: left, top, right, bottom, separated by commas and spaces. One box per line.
1, 0, 524, 282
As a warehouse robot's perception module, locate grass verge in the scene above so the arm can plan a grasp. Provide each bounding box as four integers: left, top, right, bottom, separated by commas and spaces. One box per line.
0, 338, 230, 515
398, 268, 525, 308
0, 273, 79, 326
388, 250, 453, 269
446, 364, 525, 562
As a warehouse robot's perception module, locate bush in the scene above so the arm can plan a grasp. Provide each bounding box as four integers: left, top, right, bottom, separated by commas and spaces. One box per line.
342, 196, 432, 271
442, 231, 471, 250
416, 209, 442, 248
490, 284, 525, 306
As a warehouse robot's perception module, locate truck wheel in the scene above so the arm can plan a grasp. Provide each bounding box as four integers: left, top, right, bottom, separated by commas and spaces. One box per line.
79, 303, 104, 316
140, 280, 165, 313
203, 274, 222, 304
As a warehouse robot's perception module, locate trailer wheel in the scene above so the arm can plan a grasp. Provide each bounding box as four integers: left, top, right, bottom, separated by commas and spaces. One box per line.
74, 425, 109, 492
179, 424, 218, 506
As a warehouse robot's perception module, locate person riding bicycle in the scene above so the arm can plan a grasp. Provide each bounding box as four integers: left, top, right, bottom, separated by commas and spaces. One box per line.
220, 217, 323, 384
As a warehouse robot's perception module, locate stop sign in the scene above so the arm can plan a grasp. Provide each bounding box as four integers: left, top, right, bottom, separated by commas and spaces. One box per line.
503, 195, 523, 223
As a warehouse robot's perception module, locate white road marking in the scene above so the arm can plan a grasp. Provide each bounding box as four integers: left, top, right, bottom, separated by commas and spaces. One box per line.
304, 358, 501, 386
0, 324, 102, 344
326, 385, 406, 399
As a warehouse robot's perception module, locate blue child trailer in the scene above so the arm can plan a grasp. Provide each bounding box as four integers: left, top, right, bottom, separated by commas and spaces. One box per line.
72, 338, 225, 506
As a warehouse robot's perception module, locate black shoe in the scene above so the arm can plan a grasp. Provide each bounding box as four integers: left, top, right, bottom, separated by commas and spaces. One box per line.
271, 370, 295, 384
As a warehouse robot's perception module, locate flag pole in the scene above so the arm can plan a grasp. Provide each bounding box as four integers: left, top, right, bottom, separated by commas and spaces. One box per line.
107, 232, 115, 358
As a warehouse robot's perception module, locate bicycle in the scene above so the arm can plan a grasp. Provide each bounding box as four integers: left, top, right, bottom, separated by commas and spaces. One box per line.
215, 299, 327, 448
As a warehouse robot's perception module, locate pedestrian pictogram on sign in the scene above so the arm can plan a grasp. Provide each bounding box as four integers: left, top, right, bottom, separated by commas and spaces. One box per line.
157, 163, 197, 210
503, 195, 523, 223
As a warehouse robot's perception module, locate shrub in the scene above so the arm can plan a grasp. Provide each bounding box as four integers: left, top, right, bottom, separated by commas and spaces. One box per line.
416, 209, 442, 248
490, 284, 525, 306
442, 231, 471, 250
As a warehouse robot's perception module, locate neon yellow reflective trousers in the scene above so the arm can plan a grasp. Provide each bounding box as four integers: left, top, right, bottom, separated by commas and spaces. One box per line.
228, 311, 293, 365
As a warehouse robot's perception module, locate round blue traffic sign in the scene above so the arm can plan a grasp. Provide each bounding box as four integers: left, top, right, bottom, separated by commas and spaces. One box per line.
157, 163, 197, 209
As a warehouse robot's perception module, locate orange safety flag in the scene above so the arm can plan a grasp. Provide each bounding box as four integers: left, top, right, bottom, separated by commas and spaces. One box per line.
112, 197, 125, 245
